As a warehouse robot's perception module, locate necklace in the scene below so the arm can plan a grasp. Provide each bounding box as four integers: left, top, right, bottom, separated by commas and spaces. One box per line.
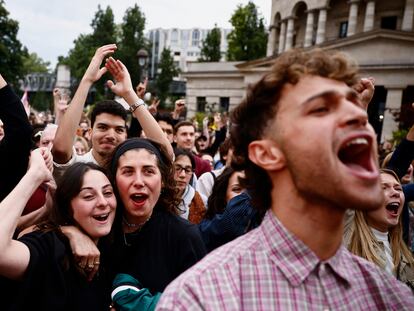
122, 215, 151, 229
122, 214, 152, 246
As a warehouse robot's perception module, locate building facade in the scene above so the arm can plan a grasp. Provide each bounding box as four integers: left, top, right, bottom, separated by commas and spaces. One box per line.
147, 27, 231, 79
184, 0, 414, 142
265, 0, 414, 142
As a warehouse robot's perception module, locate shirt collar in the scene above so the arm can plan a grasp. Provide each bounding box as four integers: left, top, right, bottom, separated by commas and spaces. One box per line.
261, 211, 352, 287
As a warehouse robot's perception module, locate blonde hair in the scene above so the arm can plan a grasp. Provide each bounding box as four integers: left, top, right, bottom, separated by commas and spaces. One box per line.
348, 170, 414, 273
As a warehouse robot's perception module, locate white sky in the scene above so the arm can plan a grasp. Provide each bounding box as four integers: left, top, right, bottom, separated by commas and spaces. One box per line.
4, 0, 271, 68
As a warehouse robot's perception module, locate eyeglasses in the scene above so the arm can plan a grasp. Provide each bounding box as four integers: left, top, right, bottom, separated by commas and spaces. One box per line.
174, 164, 193, 175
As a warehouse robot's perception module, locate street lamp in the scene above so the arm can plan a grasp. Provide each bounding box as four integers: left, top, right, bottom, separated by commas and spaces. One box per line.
137, 49, 149, 81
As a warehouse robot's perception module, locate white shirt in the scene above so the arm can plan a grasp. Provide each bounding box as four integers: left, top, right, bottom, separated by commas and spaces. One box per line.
371, 227, 394, 275
53, 148, 98, 180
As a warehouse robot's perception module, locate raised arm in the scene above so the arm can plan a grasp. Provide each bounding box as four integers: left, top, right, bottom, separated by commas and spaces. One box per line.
105, 57, 174, 160
0, 74, 33, 201
0, 148, 53, 280
353, 77, 375, 111
52, 44, 117, 164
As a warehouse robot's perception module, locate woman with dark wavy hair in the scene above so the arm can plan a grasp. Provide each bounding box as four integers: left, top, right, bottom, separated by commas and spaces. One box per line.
66, 138, 206, 299
0, 150, 117, 310
106, 138, 206, 293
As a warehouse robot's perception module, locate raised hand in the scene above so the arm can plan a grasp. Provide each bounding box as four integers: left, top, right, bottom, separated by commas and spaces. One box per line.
136, 77, 148, 99
148, 97, 160, 115
353, 77, 375, 110
28, 148, 53, 184
105, 57, 135, 101
82, 44, 117, 84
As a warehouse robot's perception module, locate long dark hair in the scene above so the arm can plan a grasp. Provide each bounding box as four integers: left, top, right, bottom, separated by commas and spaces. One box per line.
36, 162, 112, 273
38, 162, 110, 231
204, 167, 235, 220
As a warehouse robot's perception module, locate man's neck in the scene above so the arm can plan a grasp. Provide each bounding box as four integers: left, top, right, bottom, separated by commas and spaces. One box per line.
91, 149, 109, 167
271, 180, 344, 261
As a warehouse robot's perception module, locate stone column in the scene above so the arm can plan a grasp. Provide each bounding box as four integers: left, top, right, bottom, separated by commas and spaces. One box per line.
402, 0, 414, 31
316, 8, 327, 44
266, 25, 277, 56
363, 1, 375, 32
381, 87, 404, 142
278, 20, 287, 54
285, 17, 295, 51
347, 0, 360, 36
304, 10, 315, 47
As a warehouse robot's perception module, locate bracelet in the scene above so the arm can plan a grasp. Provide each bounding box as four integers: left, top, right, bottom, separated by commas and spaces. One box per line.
129, 99, 145, 113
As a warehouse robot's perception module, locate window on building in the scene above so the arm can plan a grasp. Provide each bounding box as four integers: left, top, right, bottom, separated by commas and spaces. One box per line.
220, 97, 230, 112
197, 97, 206, 112
381, 16, 397, 30
174, 51, 181, 56
339, 21, 348, 38
192, 29, 200, 46
171, 29, 178, 45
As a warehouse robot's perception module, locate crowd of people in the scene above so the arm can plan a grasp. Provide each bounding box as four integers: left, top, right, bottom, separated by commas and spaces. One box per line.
0, 44, 414, 310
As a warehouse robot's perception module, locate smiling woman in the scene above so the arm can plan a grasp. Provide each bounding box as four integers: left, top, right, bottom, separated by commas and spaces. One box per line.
0, 152, 117, 310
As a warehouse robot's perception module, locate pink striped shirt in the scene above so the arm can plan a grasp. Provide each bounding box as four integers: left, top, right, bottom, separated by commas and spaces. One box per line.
157, 211, 414, 310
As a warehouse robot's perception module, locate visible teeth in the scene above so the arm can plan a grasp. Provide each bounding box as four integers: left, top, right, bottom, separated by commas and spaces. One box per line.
94, 213, 109, 220
346, 138, 368, 147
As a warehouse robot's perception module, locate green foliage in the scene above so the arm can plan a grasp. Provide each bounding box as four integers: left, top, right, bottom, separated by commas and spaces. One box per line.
194, 112, 206, 130
30, 91, 52, 112
155, 48, 179, 105
0, 0, 27, 88
117, 4, 148, 88
392, 128, 408, 146
22, 52, 50, 74
62, 5, 117, 98
199, 25, 221, 62
227, 2, 268, 61
90, 5, 117, 45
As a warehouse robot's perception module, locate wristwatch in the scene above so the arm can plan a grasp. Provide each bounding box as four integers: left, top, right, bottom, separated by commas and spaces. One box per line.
129, 99, 145, 113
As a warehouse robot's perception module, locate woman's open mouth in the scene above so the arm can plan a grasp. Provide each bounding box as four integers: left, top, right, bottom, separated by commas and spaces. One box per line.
385, 202, 400, 217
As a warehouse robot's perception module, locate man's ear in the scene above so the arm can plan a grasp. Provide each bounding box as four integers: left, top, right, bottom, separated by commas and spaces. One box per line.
248, 139, 285, 171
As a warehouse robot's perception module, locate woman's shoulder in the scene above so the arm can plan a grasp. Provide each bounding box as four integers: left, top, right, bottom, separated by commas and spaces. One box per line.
18, 229, 67, 260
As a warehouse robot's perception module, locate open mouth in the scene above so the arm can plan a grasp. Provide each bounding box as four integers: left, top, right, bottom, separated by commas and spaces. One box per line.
338, 136, 375, 177
93, 213, 110, 221
131, 193, 148, 204
385, 202, 400, 216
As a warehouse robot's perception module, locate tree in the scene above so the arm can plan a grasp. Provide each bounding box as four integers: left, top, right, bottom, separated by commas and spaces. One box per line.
0, 0, 27, 88
199, 25, 221, 62
22, 52, 50, 74
155, 48, 179, 105
227, 2, 268, 61
118, 4, 148, 88
63, 5, 116, 99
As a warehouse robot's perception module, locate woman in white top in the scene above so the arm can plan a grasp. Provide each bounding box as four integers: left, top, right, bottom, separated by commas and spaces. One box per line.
348, 169, 414, 291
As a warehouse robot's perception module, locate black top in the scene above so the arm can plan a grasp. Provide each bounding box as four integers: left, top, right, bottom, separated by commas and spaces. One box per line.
108, 209, 207, 293
0, 85, 32, 201
1, 231, 110, 311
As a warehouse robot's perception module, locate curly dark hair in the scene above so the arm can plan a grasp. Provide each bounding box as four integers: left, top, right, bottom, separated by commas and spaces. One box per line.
90, 100, 127, 128
230, 49, 360, 213
174, 148, 195, 169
